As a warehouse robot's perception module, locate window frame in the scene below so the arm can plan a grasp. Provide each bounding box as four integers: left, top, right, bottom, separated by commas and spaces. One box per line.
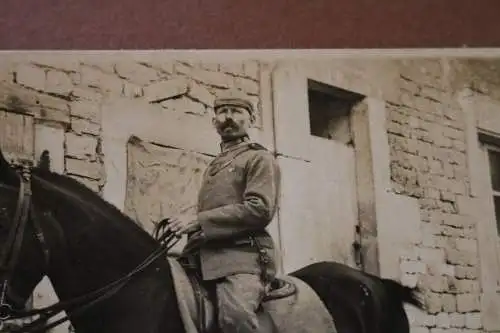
477, 133, 500, 293
306, 79, 363, 146
482, 141, 500, 236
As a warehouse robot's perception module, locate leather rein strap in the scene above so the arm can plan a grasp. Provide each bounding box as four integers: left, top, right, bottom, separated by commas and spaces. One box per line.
0, 169, 32, 322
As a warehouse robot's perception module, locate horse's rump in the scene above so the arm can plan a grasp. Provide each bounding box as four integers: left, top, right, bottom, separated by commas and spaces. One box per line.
167, 257, 338, 333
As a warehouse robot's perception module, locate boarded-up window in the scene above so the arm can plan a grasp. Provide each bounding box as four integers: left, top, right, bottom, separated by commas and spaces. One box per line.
124, 136, 212, 243
0, 110, 34, 163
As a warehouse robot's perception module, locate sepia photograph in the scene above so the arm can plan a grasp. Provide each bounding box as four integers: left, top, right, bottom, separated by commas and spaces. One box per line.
1, 49, 500, 333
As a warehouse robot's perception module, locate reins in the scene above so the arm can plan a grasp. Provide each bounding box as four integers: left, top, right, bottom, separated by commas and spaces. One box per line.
10, 232, 181, 333
0, 169, 183, 333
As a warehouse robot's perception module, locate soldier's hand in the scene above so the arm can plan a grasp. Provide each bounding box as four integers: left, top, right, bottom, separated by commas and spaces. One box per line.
167, 213, 200, 237
183, 229, 205, 253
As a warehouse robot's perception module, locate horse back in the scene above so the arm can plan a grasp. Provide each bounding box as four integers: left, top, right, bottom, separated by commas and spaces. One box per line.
290, 261, 388, 333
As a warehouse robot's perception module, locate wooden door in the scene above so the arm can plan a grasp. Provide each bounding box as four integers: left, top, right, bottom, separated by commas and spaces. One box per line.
277, 135, 359, 273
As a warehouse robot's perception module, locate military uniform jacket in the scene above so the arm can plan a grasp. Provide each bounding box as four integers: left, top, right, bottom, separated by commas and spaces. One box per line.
183, 139, 281, 281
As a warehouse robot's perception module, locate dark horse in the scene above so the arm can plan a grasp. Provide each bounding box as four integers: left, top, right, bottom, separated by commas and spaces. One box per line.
0, 148, 424, 333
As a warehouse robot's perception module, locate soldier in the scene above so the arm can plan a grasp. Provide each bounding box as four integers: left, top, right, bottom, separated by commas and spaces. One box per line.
166, 89, 281, 333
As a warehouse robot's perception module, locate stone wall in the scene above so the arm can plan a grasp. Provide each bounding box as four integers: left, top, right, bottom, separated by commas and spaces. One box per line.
385, 58, 499, 333
0, 55, 261, 192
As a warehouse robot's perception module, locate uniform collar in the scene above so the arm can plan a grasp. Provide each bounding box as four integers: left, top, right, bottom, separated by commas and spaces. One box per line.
220, 136, 250, 153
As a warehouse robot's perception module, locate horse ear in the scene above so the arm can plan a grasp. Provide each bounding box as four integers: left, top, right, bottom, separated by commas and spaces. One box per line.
37, 150, 51, 172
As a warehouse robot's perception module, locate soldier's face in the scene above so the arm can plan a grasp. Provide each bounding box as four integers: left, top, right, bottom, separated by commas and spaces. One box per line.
212, 105, 254, 141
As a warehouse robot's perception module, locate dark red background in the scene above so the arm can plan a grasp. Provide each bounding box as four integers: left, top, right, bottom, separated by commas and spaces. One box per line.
1, 0, 499, 49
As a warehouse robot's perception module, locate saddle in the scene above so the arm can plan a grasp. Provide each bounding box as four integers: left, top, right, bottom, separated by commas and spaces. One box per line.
174, 255, 297, 333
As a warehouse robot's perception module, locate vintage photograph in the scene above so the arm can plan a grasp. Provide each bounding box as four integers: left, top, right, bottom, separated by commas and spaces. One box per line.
1, 49, 500, 333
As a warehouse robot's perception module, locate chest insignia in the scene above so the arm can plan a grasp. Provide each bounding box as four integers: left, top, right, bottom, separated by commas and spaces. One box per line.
207, 144, 253, 176
208, 160, 232, 176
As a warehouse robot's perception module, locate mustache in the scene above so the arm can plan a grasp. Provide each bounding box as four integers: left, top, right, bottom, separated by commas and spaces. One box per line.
220, 120, 238, 129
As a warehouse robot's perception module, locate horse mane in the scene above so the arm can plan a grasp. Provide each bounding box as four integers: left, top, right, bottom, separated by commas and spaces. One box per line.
31, 166, 160, 248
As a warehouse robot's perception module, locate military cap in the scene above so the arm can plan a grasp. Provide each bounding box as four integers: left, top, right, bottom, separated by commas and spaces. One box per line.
214, 89, 254, 114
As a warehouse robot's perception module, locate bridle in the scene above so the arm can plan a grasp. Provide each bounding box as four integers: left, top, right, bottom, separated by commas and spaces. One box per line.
0, 165, 48, 325
0, 164, 182, 333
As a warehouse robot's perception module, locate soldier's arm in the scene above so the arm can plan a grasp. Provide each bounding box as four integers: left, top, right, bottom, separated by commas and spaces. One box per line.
197, 151, 280, 241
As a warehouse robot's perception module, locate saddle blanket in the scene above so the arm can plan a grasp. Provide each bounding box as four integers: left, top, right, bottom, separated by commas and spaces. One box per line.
167, 257, 337, 333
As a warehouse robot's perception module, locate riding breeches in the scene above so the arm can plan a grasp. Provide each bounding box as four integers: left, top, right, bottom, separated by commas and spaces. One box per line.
215, 273, 265, 333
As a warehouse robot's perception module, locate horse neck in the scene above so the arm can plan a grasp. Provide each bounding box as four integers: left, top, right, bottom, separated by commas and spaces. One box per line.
47, 211, 160, 298
32, 174, 183, 332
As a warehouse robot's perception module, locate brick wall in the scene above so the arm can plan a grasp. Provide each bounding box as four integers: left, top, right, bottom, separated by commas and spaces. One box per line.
0, 55, 261, 193
385, 58, 499, 333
